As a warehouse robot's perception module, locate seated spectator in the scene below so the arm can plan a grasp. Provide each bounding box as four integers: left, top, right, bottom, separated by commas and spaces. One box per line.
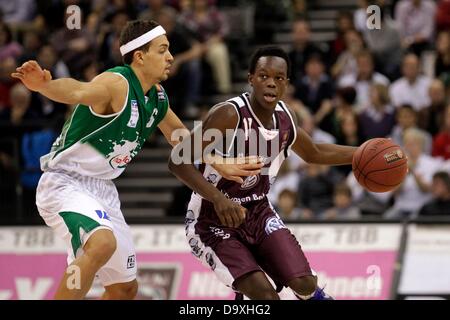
138, 0, 168, 21
178, 0, 232, 94
420, 79, 448, 135
389, 53, 432, 111
268, 161, 300, 205
336, 113, 361, 176
17, 30, 42, 63
322, 183, 361, 220
358, 83, 396, 140
288, 0, 308, 21
298, 164, 342, 218
0, 56, 18, 112
155, 7, 203, 118
434, 31, 450, 87
288, 19, 326, 85
436, 0, 450, 32
329, 11, 354, 65
0, 23, 23, 61
316, 86, 357, 138
432, 105, 450, 160
346, 172, 392, 216
295, 54, 334, 115
395, 0, 436, 56
331, 29, 365, 83
0, 0, 36, 27
384, 128, 441, 219
339, 50, 390, 111
391, 104, 433, 154
364, 8, 402, 80
354, 0, 369, 33
37, 44, 70, 79
418, 171, 450, 216
276, 189, 302, 221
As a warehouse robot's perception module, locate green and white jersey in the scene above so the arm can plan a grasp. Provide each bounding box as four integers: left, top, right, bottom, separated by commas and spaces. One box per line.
40, 64, 169, 180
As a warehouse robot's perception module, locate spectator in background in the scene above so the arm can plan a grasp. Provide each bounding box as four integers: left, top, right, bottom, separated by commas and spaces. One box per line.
0, 57, 18, 112
436, 0, 450, 32
276, 189, 302, 221
418, 171, 450, 216
329, 11, 354, 65
139, 0, 168, 21
336, 113, 361, 176
17, 30, 42, 63
322, 183, 361, 220
432, 105, 450, 160
390, 53, 432, 111
384, 128, 441, 219
421, 79, 448, 135
155, 7, 203, 118
364, 8, 403, 80
391, 104, 433, 154
37, 44, 70, 79
359, 83, 396, 140
0, 23, 23, 61
434, 31, 450, 87
295, 54, 334, 115
331, 29, 365, 83
268, 161, 301, 205
298, 164, 342, 219
0, 0, 36, 27
339, 50, 390, 111
179, 0, 232, 94
395, 0, 436, 56
0, 82, 38, 124
288, 19, 325, 85
49, 10, 97, 78
288, 0, 308, 21
316, 86, 357, 138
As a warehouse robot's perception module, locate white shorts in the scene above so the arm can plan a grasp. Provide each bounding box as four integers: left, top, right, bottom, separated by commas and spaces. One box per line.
36, 170, 136, 287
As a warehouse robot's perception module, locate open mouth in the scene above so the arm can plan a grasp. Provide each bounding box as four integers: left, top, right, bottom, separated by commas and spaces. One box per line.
263, 93, 277, 103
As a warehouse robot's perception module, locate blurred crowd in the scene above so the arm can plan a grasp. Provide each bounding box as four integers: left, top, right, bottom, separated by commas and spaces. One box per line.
0, 0, 449, 220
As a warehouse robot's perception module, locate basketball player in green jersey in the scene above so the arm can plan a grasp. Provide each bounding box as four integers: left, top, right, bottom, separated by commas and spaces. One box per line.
12, 20, 261, 300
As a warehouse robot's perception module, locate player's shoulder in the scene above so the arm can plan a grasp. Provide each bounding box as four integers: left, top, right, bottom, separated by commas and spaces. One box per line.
91, 71, 127, 88
204, 101, 240, 131
277, 100, 299, 126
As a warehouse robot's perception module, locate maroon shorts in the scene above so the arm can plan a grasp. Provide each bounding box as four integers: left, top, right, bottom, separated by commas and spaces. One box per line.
185, 195, 313, 290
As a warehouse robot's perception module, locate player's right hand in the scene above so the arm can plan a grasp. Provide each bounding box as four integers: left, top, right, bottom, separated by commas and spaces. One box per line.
213, 195, 247, 228
11, 60, 52, 92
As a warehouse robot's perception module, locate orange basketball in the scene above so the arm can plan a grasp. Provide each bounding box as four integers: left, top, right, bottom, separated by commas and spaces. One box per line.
352, 138, 408, 193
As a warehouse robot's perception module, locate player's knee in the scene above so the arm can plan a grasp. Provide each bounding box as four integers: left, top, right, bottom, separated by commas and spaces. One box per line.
84, 230, 117, 267
290, 275, 317, 296
105, 280, 138, 300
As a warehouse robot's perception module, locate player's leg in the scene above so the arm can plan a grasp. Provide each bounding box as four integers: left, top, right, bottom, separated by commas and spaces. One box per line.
96, 212, 138, 300
256, 212, 332, 300
54, 228, 116, 299
233, 271, 280, 300
101, 279, 138, 300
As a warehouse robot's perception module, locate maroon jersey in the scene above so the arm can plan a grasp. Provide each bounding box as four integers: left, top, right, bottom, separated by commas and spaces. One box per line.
193, 92, 297, 207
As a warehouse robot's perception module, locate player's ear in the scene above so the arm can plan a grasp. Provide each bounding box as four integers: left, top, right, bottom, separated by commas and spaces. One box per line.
248, 73, 253, 86
133, 50, 144, 65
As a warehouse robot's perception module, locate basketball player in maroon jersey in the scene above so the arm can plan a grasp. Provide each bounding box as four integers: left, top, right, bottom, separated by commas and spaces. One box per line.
169, 46, 357, 300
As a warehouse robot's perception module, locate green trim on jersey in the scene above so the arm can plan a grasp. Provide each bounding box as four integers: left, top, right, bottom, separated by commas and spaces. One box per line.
41, 64, 169, 178
59, 211, 102, 256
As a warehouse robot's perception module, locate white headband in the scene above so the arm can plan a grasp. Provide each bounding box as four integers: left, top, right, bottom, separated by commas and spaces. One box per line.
119, 25, 166, 56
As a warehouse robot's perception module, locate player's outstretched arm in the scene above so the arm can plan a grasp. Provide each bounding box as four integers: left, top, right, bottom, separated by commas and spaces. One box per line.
11, 60, 117, 112
167, 103, 261, 228
286, 105, 357, 165
158, 106, 263, 183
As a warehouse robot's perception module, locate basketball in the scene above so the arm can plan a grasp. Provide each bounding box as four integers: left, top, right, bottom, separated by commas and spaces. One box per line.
352, 138, 408, 193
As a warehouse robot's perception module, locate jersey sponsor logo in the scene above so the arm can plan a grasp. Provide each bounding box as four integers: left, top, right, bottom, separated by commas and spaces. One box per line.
95, 210, 110, 220
127, 255, 135, 269
206, 173, 218, 184
240, 175, 259, 190
264, 216, 286, 235
109, 154, 131, 169
157, 91, 166, 101
127, 100, 139, 128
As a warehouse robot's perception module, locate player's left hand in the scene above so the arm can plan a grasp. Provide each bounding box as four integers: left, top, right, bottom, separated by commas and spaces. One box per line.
209, 155, 264, 184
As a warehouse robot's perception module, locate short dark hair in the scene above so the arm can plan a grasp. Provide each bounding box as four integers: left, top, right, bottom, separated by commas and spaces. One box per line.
249, 45, 291, 78
336, 86, 357, 105
119, 20, 161, 65
433, 171, 450, 191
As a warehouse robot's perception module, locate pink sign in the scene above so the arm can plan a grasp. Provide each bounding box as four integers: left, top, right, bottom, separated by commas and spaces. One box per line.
0, 251, 397, 300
